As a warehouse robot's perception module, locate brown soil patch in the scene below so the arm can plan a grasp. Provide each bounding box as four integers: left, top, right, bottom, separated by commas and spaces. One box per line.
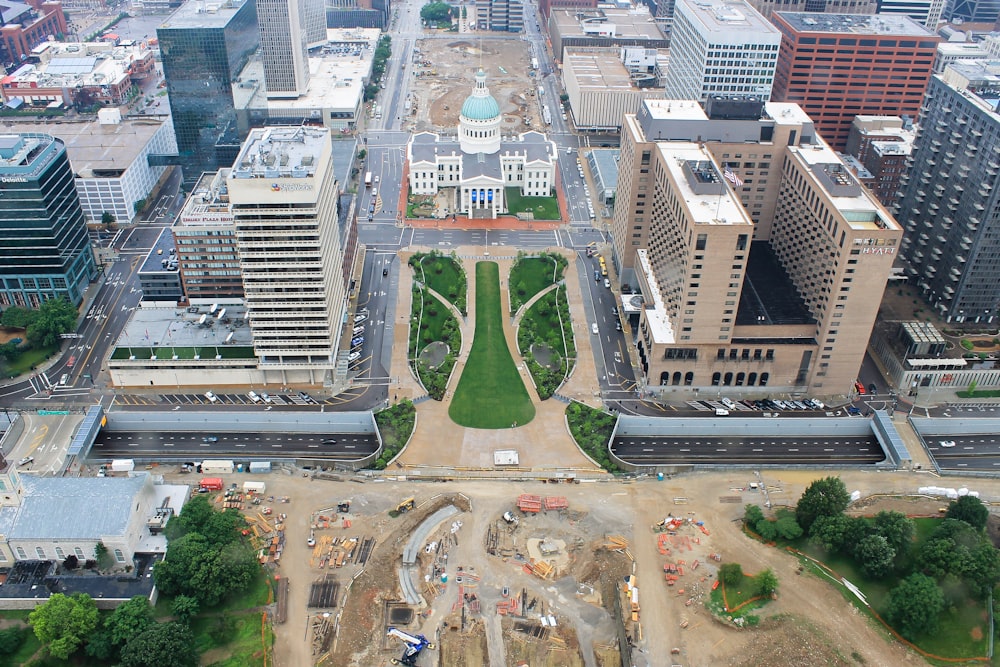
729, 615, 853, 667
970, 625, 984, 641
0, 327, 24, 345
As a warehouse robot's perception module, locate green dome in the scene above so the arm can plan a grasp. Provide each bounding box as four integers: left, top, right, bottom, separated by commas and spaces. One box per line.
461, 92, 501, 121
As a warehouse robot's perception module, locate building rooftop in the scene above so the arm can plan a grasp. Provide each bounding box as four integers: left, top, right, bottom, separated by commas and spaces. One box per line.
176, 170, 233, 226
0, 117, 170, 178
0, 133, 60, 178
773, 12, 935, 37
140, 227, 179, 274
115, 304, 254, 349
550, 6, 667, 40
0, 0, 30, 24
9, 474, 152, 541
871, 139, 912, 157
657, 142, 751, 227
159, 0, 251, 29
231, 126, 329, 179
677, 0, 779, 38
563, 50, 634, 91
410, 131, 554, 165
736, 241, 815, 326
2, 41, 153, 93
643, 98, 710, 121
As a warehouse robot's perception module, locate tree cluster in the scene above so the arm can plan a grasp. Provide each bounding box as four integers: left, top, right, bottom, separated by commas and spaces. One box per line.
747, 477, 1000, 642
154, 495, 259, 607
565, 401, 619, 472
373, 398, 416, 469
420, 2, 454, 23
1, 297, 78, 350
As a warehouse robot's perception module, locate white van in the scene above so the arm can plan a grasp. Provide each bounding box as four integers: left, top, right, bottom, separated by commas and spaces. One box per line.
715, 408, 730, 416
247, 391, 262, 403
204, 391, 219, 403
353, 325, 365, 336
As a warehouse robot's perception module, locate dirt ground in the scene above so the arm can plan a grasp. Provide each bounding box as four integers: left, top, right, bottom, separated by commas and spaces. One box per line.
148, 468, 1000, 667
408, 39, 539, 134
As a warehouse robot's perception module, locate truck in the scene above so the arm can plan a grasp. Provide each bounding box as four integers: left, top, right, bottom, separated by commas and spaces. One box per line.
243, 481, 266, 494
110, 459, 135, 473
364, 171, 372, 188
531, 57, 539, 70
200, 477, 224, 491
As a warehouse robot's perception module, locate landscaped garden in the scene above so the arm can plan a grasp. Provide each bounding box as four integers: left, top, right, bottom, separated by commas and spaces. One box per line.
110, 346, 256, 360
449, 262, 535, 428
508, 252, 567, 314
743, 478, 998, 661
372, 399, 416, 469
706, 563, 779, 627
564, 401, 619, 473
408, 286, 461, 401
504, 188, 560, 221
518, 286, 575, 400
406, 194, 436, 219
409, 251, 467, 315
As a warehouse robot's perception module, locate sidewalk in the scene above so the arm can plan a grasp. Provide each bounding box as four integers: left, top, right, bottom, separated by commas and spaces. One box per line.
393, 246, 603, 472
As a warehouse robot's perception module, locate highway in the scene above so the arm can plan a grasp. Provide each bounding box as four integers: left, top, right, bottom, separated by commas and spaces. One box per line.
91, 430, 378, 461
925, 435, 1000, 471
612, 435, 886, 465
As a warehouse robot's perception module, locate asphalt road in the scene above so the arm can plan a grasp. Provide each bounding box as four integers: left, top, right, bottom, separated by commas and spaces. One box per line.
611, 435, 885, 465
925, 435, 1000, 471
92, 431, 378, 461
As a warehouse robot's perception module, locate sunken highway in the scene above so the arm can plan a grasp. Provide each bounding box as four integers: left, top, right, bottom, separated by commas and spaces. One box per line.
611, 434, 885, 465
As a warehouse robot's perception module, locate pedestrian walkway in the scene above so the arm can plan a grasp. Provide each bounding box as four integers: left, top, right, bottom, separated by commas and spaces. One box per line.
391, 246, 603, 472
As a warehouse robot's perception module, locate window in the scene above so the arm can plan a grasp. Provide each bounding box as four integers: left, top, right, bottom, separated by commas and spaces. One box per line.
15, 547, 26, 560
711, 372, 721, 385
55, 547, 65, 560
696, 234, 707, 250
75, 547, 85, 558
35, 547, 45, 559
114, 549, 125, 563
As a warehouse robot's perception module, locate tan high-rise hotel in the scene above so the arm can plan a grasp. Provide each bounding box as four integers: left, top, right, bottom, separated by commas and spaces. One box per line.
611, 97, 901, 395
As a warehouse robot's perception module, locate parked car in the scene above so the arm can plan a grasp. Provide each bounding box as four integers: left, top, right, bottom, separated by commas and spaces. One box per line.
604, 278, 611, 288
204, 391, 218, 403
847, 406, 862, 415
17, 456, 33, 466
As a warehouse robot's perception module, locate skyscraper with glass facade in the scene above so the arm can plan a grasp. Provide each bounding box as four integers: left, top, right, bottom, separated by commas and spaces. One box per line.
158, 0, 260, 184
0, 134, 97, 308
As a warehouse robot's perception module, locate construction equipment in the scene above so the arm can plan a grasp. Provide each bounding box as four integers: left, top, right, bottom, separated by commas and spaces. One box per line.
337, 500, 351, 514
387, 628, 435, 666
396, 497, 415, 513
502, 511, 519, 526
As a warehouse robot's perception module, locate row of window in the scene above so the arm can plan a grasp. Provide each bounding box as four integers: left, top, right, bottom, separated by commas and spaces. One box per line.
658, 370, 771, 386
7, 545, 125, 562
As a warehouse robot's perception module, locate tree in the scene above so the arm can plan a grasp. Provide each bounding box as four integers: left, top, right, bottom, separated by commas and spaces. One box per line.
962, 542, 1000, 600
357, 148, 367, 161
170, 596, 199, 625
946, 495, 989, 531
119, 622, 198, 667
106, 596, 154, 647
855, 534, 896, 578
757, 568, 779, 596
420, 2, 452, 23
795, 476, 850, 533
886, 573, 944, 640
0, 626, 24, 655
872, 511, 914, 556
755, 518, 778, 541
101, 211, 116, 227
745, 505, 765, 530
774, 514, 803, 540
26, 297, 78, 348
1, 306, 34, 329
809, 513, 852, 552
719, 563, 743, 586
28, 592, 99, 659
154, 532, 258, 607
94, 541, 113, 570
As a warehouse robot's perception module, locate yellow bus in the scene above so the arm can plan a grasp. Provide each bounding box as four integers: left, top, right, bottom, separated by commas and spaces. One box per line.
599, 256, 607, 276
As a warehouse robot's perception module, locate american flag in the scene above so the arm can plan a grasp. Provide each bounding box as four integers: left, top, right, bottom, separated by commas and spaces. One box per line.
723, 165, 744, 188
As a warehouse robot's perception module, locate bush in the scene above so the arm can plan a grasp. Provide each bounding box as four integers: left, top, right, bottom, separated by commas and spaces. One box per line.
564, 401, 618, 473
720, 563, 743, 586
372, 399, 416, 469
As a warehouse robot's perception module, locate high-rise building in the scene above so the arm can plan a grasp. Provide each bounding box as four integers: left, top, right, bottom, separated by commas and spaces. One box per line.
157, 0, 260, 184
770, 13, 938, 151
611, 98, 901, 394
895, 64, 1000, 323
173, 170, 243, 300
0, 134, 97, 308
303, 0, 328, 47
663, 0, 780, 102
876, 0, 944, 28
258, 0, 311, 98
476, 0, 524, 32
745, 0, 874, 19
945, 0, 1000, 23
228, 127, 346, 380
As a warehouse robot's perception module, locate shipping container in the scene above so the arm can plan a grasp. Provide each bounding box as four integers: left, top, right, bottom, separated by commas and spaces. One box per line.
111, 459, 135, 472
248, 461, 272, 473
200, 460, 235, 474
199, 477, 224, 490
243, 481, 266, 494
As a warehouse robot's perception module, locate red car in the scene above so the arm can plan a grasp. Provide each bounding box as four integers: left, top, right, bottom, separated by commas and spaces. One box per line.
854, 381, 866, 395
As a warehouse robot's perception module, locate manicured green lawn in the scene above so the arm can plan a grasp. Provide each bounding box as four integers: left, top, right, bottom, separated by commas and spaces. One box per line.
111, 346, 256, 361
3, 343, 57, 377
410, 253, 467, 313
505, 188, 560, 220
449, 262, 535, 428
509, 255, 565, 313
518, 287, 575, 399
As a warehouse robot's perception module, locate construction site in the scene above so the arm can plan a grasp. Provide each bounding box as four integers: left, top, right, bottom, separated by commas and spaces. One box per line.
195, 472, 939, 667
406, 39, 540, 133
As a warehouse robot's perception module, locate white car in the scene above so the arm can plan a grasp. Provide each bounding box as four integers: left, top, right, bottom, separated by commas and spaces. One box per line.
939, 440, 957, 448
591, 323, 599, 335
204, 391, 218, 403
348, 351, 361, 362
604, 278, 611, 288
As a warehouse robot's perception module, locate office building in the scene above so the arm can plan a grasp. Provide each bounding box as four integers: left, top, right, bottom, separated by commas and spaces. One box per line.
138, 228, 183, 302
770, 12, 938, 151
258, 0, 310, 98
548, 7, 669, 61
539, 0, 597, 19
894, 63, 1000, 323
611, 97, 901, 394
476, 0, 524, 32
173, 170, 243, 300
303, 0, 327, 46
843, 115, 913, 206
0, 134, 97, 308
946, 0, 1000, 22
157, 0, 260, 184
934, 42, 989, 73
562, 49, 665, 132
876, 0, 944, 27
0, 112, 177, 225
228, 126, 346, 381
664, 0, 780, 101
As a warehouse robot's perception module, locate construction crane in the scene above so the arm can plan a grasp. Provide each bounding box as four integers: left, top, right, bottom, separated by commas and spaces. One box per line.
386, 627, 435, 666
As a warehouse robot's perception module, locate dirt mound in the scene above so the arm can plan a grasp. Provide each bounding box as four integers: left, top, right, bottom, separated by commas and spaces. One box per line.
729, 615, 853, 667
